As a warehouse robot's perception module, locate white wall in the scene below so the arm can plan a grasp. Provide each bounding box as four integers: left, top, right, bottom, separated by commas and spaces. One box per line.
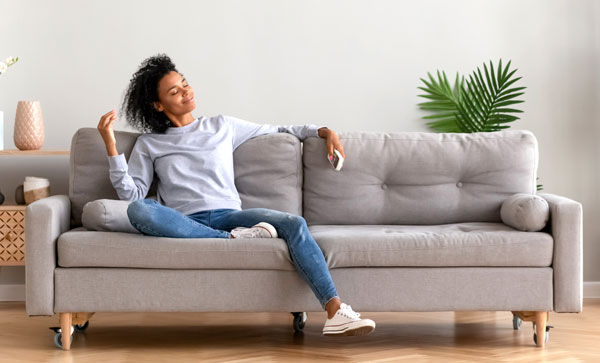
1, 0, 599, 289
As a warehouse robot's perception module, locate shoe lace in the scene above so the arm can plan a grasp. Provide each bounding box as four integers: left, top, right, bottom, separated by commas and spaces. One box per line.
340, 304, 361, 319
247, 229, 263, 238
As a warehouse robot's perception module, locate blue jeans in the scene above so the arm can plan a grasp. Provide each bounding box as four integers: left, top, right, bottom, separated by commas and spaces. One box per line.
127, 199, 339, 309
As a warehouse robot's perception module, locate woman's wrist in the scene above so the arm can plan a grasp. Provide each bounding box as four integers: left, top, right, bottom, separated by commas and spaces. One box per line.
318, 127, 330, 138
106, 143, 118, 157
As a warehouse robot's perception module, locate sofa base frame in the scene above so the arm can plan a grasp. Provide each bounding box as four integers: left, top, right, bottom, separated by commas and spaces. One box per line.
55, 310, 550, 350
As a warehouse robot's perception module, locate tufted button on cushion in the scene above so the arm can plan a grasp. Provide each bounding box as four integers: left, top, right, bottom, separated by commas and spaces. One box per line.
381, 184, 388, 190
302, 130, 539, 225
456, 181, 463, 188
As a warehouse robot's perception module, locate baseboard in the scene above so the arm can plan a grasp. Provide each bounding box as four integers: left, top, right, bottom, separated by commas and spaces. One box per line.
0, 284, 25, 302
1, 282, 599, 302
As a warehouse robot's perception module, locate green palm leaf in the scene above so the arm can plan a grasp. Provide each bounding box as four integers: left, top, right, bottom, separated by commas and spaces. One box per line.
417, 59, 540, 190
418, 59, 526, 133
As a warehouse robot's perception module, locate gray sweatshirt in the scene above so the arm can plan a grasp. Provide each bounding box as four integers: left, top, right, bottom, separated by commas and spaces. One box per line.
108, 114, 321, 215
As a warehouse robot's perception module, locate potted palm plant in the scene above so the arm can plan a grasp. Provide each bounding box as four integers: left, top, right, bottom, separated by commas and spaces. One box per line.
418, 59, 525, 132
418, 59, 541, 190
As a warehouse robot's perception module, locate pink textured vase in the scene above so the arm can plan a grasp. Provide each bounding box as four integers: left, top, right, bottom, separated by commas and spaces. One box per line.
14, 100, 44, 150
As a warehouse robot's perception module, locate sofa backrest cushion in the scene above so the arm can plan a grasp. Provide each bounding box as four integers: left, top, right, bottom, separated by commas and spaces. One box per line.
302, 130, 538, 225
69, 128, 303, 226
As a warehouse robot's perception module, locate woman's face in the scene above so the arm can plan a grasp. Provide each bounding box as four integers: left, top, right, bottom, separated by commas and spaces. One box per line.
153, 71, 196, 116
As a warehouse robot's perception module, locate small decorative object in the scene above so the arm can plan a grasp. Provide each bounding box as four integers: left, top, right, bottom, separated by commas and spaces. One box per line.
0, 56, 19, 77
0, 56, 19, 151
0, 188, 5, 205
23, 176, 50, 205
15, 185, 25, 205
14, 100, 44, 150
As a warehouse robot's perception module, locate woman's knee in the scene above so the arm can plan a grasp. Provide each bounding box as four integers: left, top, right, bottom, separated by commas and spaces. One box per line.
283, 213, 308, 232
127, 199, 156, 223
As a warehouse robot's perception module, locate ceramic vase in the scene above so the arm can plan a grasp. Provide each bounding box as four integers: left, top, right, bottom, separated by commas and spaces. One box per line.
14, 100, 44, 150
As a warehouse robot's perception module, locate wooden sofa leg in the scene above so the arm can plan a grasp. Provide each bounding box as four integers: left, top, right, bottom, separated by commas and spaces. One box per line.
535, 311, 548, 348
60, 313, 72, 350
512, 311, 550, 348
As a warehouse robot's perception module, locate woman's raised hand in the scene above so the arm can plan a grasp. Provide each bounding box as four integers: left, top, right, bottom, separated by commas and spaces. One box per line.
97, 109, 118, 156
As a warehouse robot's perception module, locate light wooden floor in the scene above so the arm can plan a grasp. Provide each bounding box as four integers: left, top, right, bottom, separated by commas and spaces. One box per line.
1, 300, 599, 362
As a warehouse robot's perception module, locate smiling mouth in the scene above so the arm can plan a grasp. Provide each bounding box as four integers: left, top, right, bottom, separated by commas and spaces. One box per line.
183, 97, 194, 104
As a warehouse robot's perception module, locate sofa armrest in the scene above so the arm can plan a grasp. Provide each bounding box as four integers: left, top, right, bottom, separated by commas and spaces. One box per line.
25, 195, 71, 316
538, 193, 583, 312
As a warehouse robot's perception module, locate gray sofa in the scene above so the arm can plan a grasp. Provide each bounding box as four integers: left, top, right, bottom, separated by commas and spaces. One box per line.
25, 128, 582, 350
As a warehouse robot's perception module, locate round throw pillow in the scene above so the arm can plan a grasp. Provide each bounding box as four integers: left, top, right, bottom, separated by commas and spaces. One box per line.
500, 193, 550, 232
82, 199, 141, 234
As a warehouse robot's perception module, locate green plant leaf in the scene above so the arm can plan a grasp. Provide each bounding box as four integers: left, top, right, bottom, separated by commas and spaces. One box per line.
418, 59, 524, 134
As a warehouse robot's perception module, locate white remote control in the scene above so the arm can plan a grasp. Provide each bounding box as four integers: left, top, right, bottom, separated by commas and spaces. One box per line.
328, 149, 344, 171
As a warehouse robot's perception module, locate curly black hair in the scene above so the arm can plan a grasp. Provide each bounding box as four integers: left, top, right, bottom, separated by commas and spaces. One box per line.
121, 54, 180, 134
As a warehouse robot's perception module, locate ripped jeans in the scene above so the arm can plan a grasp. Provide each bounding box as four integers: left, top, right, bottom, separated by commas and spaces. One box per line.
127, 199, 339, 309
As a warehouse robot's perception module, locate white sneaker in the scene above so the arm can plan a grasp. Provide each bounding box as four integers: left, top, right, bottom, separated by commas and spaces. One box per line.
323, 303, 376, 336
230, 222, 278, 239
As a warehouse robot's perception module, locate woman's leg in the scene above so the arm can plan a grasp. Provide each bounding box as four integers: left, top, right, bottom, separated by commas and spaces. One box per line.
127, 199, 230, 238
210, 208, 339, 310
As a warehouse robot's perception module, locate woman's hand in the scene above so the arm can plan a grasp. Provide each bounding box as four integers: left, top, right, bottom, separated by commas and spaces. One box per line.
97, 109, 118, 156
318, 127, 346, 159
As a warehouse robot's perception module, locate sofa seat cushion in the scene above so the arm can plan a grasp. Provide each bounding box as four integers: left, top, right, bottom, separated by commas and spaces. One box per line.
57, 228, 294, 270
309, 223, 553, 268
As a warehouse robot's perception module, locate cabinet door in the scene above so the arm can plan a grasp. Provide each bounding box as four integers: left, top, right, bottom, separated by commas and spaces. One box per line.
0, 209, 26, 266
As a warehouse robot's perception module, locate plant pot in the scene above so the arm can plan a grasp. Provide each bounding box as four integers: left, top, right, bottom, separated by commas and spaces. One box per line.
14, 101, 44, 150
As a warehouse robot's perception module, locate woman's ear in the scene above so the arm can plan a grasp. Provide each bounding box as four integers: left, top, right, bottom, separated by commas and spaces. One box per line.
153, 101, 164, 112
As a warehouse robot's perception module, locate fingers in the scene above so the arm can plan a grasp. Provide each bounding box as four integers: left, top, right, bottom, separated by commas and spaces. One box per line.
328, 142, 334, 157
101, 109, 115, 118
325, 130, 346, 159
98, 109, 117, 129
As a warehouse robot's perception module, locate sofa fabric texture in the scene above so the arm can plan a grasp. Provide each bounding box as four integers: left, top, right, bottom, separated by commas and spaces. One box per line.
309, 223, 553, 268
500, 193, 550, 232
82, 199, 140, 234
58, 227, 295, 270
539, 193, 583, 312
303, 130, 538, 225
25, 195, 71, 316
58, 223, 553, 270
53, 267, 553, 313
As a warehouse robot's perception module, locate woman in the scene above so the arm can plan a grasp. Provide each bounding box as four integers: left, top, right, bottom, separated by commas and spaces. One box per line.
97, 54, 375, 336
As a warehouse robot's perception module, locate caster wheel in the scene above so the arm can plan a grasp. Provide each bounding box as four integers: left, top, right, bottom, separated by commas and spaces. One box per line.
74, 320, 89, 332
532, 324, 553, 346
291, 312, 307, 332
512, 315, 522, 330
54, 331, 74, 350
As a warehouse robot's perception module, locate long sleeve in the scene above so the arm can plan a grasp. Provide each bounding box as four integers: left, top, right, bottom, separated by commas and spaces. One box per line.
224, 115, 322, 150
107, 139, 154, 201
